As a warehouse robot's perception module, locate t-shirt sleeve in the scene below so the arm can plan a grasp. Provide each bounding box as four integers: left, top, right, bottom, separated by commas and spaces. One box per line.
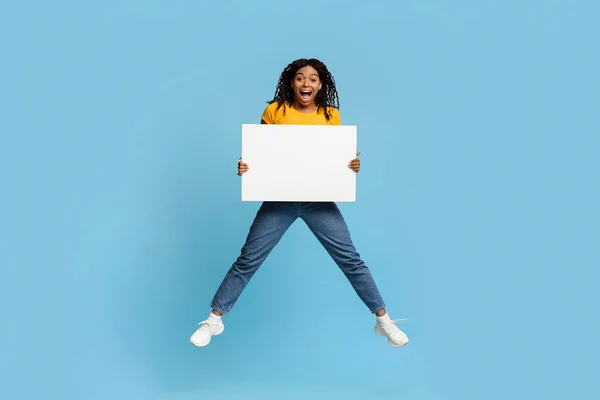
261, 103, 275, 124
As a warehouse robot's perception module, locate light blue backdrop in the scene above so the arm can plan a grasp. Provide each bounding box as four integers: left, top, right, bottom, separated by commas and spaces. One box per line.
1, 1, 598, 399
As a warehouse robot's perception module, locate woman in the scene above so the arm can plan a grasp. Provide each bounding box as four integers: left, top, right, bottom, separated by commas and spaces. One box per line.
190, 58, 409, 348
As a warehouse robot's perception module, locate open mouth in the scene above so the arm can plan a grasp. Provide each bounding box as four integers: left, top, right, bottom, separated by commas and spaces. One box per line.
299, 90, 312, 101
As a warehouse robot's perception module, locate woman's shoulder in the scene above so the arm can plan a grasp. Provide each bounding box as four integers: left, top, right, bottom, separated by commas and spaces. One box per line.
323, 106, 342, 125
326, 105, 340, 115
264, 101, 281, 111
267, 101, 292, 111
261, 101, 286, 123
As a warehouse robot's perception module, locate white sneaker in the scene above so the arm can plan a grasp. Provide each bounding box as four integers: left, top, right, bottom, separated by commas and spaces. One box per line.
375, 318, 409, 347
190, 318, 224, 347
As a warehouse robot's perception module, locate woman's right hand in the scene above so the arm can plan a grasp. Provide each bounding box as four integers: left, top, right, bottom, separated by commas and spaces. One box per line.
237, 157, 249, 176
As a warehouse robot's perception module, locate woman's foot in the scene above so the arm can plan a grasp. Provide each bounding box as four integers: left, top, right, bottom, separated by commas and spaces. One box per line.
190, 312, 224, 347
374, 313, 409, 347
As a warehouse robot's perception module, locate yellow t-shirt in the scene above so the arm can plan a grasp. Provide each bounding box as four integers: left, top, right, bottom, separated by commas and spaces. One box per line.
261, 102, 342, 125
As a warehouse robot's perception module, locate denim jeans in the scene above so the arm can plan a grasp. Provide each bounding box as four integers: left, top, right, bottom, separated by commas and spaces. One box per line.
210, 201, 386, 314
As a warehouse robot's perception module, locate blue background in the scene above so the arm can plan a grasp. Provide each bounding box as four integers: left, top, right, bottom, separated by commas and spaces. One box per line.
1, 1, 598, 399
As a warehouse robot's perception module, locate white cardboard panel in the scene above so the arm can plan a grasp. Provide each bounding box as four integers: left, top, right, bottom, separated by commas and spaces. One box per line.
241, 124, 357, 202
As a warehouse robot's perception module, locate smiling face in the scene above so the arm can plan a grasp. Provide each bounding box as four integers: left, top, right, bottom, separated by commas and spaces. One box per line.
291, 65, 322, 112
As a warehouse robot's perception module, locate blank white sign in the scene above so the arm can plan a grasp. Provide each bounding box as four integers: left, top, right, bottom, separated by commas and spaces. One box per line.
241, 124, 357, 202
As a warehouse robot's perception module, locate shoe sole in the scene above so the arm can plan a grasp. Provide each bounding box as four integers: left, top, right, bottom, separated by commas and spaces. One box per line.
190, 325, 224, 347
375, 326, 409, 348
214, 325, 225, 336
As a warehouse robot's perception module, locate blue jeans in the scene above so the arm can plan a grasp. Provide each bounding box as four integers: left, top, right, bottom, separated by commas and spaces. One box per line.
210, 201, 386, 314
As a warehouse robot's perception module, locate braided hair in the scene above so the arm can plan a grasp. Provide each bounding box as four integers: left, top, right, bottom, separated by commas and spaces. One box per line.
268, 58, 340, 121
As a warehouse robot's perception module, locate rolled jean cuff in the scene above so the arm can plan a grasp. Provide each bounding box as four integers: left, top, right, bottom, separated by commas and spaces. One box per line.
371, 304, 386, 314
210, 304, 228, 315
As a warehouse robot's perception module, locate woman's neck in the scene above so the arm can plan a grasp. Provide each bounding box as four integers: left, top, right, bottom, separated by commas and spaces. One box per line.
291, 100, 317, 114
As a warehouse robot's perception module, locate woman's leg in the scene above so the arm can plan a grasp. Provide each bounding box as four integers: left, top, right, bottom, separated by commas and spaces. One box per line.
299, 202, 409, 347
210, 202, 298, 315
299, 202, 386, 314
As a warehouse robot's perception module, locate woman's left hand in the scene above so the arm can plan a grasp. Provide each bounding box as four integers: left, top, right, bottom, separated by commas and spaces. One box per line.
348, 152, 361, 173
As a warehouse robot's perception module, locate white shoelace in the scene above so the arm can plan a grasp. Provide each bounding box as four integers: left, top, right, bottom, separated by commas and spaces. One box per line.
381, 318, 408, 334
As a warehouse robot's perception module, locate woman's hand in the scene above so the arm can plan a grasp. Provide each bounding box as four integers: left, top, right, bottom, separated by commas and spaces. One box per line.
238, 157, 249, 176
348, 152, 361, 173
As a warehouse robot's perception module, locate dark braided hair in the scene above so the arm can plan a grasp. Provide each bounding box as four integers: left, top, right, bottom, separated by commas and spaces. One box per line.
268, 58, 340, 121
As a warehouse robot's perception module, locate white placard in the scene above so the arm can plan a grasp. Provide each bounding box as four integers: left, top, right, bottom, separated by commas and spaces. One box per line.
241, 124, 357, 202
